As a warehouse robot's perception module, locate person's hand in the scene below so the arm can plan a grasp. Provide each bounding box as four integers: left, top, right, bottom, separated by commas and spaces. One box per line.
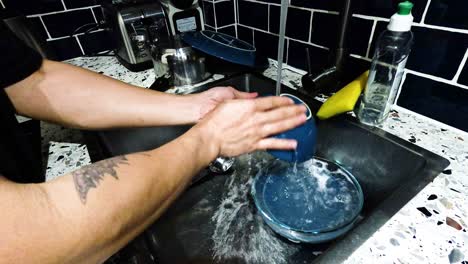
193, 96, 308, 158
193, 86, 258, 120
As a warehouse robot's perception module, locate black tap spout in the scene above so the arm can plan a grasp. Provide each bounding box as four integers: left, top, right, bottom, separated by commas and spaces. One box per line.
301, 0, 352, 96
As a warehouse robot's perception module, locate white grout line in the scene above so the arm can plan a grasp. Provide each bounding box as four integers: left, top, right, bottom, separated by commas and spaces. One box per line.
252, 29, 255, 46
61, 0, 67, 10
39, 16, 52, 39
205, 24, 216, 30
0, 0, 5, 9
240, 0, 338, 15
285, 38, 289, 64
406, 68, 468, 90
289, 5, 338, 15
365, 20, 377, 58
217, 23, 236, 29
213, 1, 218, 29
90, 7, 98, 24
412, 22, 468, 34
75, 36, 85, 55
46, 28, 104, 41
26, 5, 100, 17
351, 53, 468, 90
235, 0, 239, 25
267, 4, 270, 33
350, 53, 371, 61
289, 36, 329, 50
239, 23, 329, 50
420, 0, 431, 24
308, 11, 313, 43
352, 13, 389, 22
233, 0, 238, 38
453, 48, 468, 83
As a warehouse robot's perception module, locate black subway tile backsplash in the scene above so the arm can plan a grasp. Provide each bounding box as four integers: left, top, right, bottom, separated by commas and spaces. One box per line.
311, 14, 372, 56
215, 0, 235, 27
425, 0, 468, 30
397, 73, 468, 132
93, 6, 104, 24
64, 0, 97, 9
237, 25, 254, 45
370, 22, 468, 80
254, 30, 278, 59
238, 0, 268, 31
348, 18, 374, 56
269, 6, 311, 42
256, 0, 281, 4
202, 1, 215, 27
3, 0, 64, 16
408, 25, 468, 80
3, 0, 109, 60
218, 25, 236, 38
352, 0, 428, 22
290, 0, 341, 11
27, 17, 49, 42
42, 9, 95, 38
458, 63, 468, 86
310, 12, 339, 48
78, 30, 114, 55
287, 40, 329, 71
253, 30, 286, 61
291, 0, 428, 22
47, 37, 82, 60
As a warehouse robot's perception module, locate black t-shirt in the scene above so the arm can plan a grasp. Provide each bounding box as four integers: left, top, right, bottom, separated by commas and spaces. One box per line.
0, 20, 44, 183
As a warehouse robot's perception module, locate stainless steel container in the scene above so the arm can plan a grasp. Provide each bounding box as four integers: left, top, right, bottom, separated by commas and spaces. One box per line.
164, 46, 208, 86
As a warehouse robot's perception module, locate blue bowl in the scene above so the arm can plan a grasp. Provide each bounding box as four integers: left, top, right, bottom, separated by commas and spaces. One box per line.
251, 157, 364, 243
267, 93, 317, 162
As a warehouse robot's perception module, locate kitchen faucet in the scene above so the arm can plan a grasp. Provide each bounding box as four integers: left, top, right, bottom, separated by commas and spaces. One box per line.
301, 0, 352, 96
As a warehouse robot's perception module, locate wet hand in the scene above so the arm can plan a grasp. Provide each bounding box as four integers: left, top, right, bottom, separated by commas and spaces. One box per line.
194, 96, 308, 157
194, 86, 258, 120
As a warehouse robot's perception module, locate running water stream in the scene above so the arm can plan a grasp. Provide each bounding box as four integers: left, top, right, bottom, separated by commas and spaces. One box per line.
275, 0, 289, 96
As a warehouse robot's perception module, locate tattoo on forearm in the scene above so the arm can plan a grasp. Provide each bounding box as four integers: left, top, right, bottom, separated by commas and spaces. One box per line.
72, 156, 129, 204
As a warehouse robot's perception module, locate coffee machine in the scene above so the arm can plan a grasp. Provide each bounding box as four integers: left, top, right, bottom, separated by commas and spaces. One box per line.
102, 0, 171, 71
159, 0, 205, 35
101, 0, 204, 71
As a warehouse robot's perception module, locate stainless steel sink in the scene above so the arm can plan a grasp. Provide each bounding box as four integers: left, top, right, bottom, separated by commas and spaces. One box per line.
95, 73, 449, 264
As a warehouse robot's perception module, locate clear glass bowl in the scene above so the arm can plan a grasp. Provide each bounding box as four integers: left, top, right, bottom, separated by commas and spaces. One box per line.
251, 157, 364, 243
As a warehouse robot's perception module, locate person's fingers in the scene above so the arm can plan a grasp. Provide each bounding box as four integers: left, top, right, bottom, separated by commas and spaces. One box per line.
255, 138, 297, 150
254, 96, 294, 111
231, 88, 258, 99
260, 114, 307, 137
256, 104, 307, 124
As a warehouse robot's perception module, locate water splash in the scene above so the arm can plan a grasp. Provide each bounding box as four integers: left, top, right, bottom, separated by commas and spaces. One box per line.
211, 152, 298, 264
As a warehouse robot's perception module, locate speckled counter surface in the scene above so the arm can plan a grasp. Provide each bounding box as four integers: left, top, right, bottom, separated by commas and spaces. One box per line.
51, 56, 467, 263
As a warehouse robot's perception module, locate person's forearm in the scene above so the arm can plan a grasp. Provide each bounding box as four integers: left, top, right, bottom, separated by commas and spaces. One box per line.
0, 127, 217, 264
5, 59, 203, 129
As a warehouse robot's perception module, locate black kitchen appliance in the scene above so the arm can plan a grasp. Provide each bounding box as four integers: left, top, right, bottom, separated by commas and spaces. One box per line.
159, 0, 204, 35
102, 1, 170, 71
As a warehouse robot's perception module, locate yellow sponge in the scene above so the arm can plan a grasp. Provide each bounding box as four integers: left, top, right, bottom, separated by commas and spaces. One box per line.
316, 71, 369, 120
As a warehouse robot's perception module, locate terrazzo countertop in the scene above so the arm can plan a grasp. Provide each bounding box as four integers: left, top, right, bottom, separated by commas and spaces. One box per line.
49, 56, 466, 264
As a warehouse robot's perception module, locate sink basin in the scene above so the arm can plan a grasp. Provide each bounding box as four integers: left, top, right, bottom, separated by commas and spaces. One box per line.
94, 73, 449, 264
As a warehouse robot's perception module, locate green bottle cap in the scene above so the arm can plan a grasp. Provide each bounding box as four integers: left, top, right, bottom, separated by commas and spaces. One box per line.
398, 1, 414, 15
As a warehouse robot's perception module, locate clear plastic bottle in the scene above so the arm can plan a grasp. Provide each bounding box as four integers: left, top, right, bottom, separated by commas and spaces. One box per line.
357, 1, 414, 126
